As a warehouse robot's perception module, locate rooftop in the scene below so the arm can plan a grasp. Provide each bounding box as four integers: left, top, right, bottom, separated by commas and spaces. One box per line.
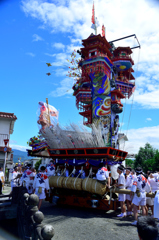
0, 112, 17, 120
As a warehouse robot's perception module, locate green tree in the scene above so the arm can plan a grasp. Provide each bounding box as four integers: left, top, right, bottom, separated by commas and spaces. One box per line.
153, 150, 159, 171
35, 159, 42, 172
125, 159, 134, 169
134, 143, 157, 172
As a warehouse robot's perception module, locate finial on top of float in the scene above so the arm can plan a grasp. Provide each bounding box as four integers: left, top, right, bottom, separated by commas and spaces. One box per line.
91, 2, 99, 35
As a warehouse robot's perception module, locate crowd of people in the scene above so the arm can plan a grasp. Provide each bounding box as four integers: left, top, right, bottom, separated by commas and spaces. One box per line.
97, 164, 159, 226
10, 160, 55, 209
9, 160, 159, 228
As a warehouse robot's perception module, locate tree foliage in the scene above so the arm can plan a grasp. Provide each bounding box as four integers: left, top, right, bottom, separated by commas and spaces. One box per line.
125, 159, 134, 169
34, 159, 42, 172
133, 143, 158, 172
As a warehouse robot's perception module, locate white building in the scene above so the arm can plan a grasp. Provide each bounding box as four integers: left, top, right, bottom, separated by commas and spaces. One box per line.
0, 112, 17, 179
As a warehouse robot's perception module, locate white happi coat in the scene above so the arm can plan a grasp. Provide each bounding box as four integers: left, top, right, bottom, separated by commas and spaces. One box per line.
154, 190, 159, 218
96, 167, 109, 181
33, 172, 49, 191
0, 171, 4, 183
118, 173, 125, 189
11, 171, 19, 188
45, 163, 55, 177
125, 174, 134, 190
131, 174, 151, 193
148, 176, 159, 193
21, 168, 33, 187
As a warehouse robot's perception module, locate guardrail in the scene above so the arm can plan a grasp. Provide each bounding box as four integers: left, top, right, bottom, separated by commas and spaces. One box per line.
2, 186, 55, 240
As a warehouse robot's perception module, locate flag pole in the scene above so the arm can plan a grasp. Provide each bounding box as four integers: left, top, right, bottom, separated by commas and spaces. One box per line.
46, 98, 51, 125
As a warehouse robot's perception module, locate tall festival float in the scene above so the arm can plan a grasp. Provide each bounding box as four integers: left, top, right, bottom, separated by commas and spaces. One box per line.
28, 5, 140, 210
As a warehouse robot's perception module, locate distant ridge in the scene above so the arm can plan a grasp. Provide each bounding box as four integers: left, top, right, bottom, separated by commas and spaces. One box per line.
12, 149, 32, 163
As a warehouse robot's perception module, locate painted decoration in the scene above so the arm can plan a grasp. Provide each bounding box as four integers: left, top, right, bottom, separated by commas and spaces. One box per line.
92, 95, 111, 117
37, 102, 59, 130
113, 60, 132, 71
91, 72, 110, 96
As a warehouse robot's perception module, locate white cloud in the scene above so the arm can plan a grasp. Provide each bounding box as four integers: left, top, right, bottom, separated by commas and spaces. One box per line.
133, 88, 159, 109
66, 43, 81, 54
45, 52, 68, 66
123, 125, 159, 154
10, 144, 31, 151
52, 42, 65, 51
146, 118, 152, 121
32, 33, 44, 41
21, 0, 159, 109
10, 140, 17, 144
26, 52, 35, 57
49, 77, 73, 97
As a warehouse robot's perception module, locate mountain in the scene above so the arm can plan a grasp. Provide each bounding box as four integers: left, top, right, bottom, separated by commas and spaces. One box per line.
12, 149, 32, 163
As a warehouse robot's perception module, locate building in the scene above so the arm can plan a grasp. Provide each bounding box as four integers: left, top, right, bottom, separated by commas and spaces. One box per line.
0, 112, 17, 179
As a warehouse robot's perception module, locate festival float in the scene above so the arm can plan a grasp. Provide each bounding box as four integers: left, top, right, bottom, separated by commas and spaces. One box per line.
28, 4, 141, 210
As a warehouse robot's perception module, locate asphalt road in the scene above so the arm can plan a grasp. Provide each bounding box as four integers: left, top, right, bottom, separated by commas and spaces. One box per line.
0, 186, 158, 240
41, 201, 139, 240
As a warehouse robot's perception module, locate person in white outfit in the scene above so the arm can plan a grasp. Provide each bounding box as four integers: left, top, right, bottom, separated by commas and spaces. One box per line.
11, 166, 19, 190
45, 160, 55, 177
96, 163, 110, 188
125, 167, 134, 216
0, 167, 4, 195
33, 166, 50, 210
9, 166, 19, 198
146, 172, 159, 217
116, 165, 126, 217
130, 167, 151, 226
22, 164, 33, 193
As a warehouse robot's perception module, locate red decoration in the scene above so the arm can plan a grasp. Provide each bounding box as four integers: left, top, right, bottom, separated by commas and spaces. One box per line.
102, 25, 105, 37
85, 160, 90, 169
91, 3, 95, 24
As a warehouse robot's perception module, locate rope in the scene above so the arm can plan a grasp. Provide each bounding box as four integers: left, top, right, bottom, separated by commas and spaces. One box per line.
56, 168, 66, 187
57, 176, 61, 187
74, 167, 83, 189
55, 166, 59, 175
124, 48, 141, 150
60, 168, 66, 176
94, 181, 97, 194
64, 167, 76, 188
108, 185, 116, 205
120, 36, 136, 134
84, 167, 92, 190
120, 98, 126, 133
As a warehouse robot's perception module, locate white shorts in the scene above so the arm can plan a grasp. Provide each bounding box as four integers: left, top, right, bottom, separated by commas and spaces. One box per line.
146, 197, 154, 206
126, 194, 133, 201
26, 184, 33, 194
35, 187, 46, 200
132, 192, 146, 206
118, 193, 126, 202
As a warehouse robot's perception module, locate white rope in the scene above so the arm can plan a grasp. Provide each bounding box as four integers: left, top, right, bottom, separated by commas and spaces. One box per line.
74, 166, 83, 189
84, 167, 92, 190
65, 167, 76, 188
55, 166, 59, 175
57, 176, 61, 187
120, 36, 136, 134
94, 181, 97, 194
124, 48, 141, 150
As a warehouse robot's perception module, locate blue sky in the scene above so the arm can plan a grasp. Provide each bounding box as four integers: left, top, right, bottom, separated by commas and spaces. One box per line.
1, 0, 159, 154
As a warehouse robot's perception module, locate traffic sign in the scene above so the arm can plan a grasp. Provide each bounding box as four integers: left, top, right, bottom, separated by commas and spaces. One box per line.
4, 147, 7, 152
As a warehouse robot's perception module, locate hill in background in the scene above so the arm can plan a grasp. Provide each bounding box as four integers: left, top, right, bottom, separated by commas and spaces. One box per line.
12, 149, 32, 163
